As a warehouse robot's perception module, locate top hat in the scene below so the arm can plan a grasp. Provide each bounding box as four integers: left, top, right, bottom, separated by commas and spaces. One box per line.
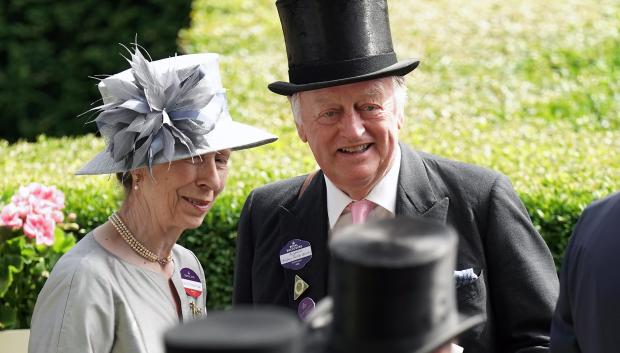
268, 0, 420, 96
164, 306, 304, 353
315, 217, 485, 353
77, 47, 277, 175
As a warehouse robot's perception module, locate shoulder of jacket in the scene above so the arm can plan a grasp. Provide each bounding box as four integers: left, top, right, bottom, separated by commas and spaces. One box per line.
416, 150, 502, 185
251, 174, 310, 200
583, 191, 620, 216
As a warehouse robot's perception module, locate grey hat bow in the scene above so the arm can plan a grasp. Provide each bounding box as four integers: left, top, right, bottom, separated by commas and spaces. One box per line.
77, 46, 277, 175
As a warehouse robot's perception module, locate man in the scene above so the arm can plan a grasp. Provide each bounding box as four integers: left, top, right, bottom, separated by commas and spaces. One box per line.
234, 1, 559, 352
550, 192, 620, 353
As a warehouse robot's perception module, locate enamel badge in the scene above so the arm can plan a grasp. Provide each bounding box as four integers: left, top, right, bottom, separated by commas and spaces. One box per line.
294, 275, 310, 300
298, 297, 315, 321
180, 267, 203, 299
280, 239, 312, 270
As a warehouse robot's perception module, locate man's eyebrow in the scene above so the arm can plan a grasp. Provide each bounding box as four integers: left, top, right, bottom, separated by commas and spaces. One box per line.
311, 95, 334, 104
364, 82, 387, 97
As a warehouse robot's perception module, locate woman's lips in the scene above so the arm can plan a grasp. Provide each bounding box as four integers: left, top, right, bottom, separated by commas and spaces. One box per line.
182, 196, 211, 212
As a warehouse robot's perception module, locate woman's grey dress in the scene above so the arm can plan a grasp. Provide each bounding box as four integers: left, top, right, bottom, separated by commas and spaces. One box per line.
28, 232, 207, 353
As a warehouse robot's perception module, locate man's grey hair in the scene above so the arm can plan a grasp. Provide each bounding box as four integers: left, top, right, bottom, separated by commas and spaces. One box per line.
289, 76, 408, 126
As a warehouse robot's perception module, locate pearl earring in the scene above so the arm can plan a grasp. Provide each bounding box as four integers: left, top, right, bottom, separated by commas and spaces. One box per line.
134, 174, 142, 190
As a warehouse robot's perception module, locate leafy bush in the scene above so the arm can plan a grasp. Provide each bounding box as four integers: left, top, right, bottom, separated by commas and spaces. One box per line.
1, 0, 619, 318
0, 0, 191, 142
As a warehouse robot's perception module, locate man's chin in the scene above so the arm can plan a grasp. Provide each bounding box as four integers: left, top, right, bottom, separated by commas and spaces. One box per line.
330, 172, 379, 197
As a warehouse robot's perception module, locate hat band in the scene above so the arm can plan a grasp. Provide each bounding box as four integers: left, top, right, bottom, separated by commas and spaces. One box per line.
288, 53, 397, 84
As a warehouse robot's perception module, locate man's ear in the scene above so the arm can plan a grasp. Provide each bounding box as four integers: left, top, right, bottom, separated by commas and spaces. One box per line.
397, 114, 404, 129
296, 121, 308, 142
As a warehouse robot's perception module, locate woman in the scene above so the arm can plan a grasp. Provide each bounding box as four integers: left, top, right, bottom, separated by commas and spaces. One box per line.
28, 46, 276, 353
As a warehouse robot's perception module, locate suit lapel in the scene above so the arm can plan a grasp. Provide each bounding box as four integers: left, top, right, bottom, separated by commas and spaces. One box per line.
396, 143, 449, 224
278, 171, 330, 311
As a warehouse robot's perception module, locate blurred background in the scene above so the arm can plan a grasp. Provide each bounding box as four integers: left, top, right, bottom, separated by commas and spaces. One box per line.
0, 0, 619, 328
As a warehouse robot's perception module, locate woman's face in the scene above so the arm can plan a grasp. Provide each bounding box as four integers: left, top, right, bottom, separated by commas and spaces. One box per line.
134, 150, 231, 232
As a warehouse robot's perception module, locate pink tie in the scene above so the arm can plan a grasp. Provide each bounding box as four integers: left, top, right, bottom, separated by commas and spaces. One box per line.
349, 199, 376, 224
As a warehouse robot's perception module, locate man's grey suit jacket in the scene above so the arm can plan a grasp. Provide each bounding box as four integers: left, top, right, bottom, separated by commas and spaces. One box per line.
234, 143, 559, 353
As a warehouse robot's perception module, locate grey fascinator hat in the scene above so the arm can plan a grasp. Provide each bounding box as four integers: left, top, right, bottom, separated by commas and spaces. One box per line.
77, 47, 277, 175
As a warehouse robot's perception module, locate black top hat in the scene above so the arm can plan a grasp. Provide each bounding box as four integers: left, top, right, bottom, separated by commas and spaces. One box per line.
164, 307, 304, 353
319, 217, 485, 353
268, 0, 420, 96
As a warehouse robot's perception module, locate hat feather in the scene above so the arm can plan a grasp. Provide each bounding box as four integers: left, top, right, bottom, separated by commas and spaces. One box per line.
91, 44, 220, 172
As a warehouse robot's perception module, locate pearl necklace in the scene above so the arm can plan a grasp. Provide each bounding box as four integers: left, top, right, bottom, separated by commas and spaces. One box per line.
109, 212, 173, 265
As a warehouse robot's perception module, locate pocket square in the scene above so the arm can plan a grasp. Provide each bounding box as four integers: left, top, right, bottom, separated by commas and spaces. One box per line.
454, 268, 479, 288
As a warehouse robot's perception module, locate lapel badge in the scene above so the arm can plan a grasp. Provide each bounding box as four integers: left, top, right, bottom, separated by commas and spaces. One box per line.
279, 239, 313, 270
297, 297, 316, 321
180, 267, 203, 299
294, 274, 310, 301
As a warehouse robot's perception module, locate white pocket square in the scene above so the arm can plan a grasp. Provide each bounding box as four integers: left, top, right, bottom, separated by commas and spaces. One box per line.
454, 268, 478, 288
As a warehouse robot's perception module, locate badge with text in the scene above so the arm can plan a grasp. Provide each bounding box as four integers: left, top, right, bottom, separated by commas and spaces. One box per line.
294, 275, 310, 301
297, 297, 315, 321
180, 267, 203, 299
279, 239, 312, 270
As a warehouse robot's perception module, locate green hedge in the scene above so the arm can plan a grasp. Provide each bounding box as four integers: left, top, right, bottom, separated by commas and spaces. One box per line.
1, 0, 619, 314
0, 0, 191, 142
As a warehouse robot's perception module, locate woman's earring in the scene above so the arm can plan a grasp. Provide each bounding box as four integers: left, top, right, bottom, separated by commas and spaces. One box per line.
134, 174, 142, 190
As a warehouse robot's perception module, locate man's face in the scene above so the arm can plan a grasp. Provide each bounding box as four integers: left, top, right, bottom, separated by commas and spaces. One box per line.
295, 77, 402, 199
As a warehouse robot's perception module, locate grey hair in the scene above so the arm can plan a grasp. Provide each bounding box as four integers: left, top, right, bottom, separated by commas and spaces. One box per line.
116, 172, 133, 195
289, 76, 408, 126
289, 91, 303, 126
392, 76, 407, 122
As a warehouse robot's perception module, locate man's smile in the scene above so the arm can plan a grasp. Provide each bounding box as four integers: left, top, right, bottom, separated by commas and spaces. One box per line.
338, 143, 373, 153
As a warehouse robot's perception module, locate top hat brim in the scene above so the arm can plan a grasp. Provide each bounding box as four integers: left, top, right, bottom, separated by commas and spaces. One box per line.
329, 312, 485, 353
409, 312, 486, 353
268, 58, 420, 96
308, 297, 486, 353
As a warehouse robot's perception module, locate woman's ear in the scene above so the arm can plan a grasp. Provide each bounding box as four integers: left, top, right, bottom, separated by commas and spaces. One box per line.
131, 168, 147, 190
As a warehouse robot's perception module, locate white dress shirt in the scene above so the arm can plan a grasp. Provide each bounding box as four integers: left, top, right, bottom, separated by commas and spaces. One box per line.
325, 144, 401, 233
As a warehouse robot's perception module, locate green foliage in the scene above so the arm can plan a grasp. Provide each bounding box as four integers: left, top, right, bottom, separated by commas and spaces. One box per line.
1, 0, 619, 318
0, 229, 76, 329
0, 0, 192, 142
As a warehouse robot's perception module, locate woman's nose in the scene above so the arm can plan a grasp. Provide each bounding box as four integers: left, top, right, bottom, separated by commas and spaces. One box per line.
196, 155, 222, 190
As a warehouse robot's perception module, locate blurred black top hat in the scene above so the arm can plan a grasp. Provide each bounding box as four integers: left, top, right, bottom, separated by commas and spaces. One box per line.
165, 307, 303, 353
268, 0, 420, 96
310, 217, 485, 353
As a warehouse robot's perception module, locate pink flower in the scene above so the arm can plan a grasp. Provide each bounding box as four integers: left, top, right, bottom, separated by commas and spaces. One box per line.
15, 183, 60, 205
1, 183, 67, 246
51, 210, 64, 223
0, 203, 24, 229
10, 197, 31, 218
10, 183, 65, 220
23, 213, 55, 245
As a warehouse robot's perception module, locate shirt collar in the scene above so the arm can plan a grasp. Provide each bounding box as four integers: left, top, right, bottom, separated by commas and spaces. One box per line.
324, 144, 402, 229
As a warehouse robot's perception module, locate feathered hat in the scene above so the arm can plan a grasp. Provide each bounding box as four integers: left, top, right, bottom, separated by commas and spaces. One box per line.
77, 45, 277, 175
